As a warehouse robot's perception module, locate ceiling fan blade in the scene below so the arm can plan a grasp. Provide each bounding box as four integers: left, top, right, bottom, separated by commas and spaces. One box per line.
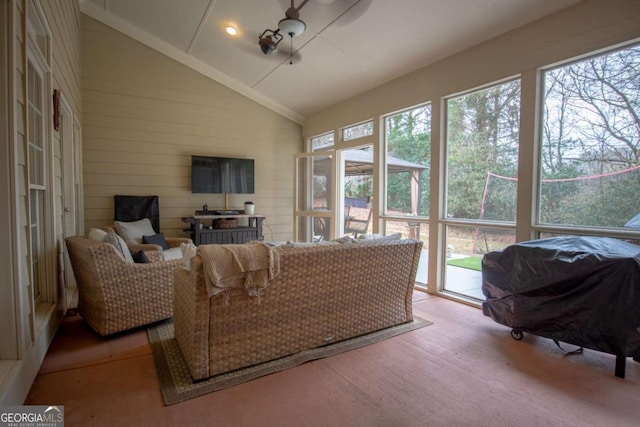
296, 0, 311, 12
330, 0, 371, 27
277, 49, 303, 63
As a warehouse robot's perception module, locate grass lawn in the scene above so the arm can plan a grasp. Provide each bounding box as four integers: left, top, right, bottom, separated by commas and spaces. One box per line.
446, 255, 483, 271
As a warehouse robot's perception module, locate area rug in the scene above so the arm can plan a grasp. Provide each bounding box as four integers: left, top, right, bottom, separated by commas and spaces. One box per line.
148, 317, 432, 405
447, 255, 483, 271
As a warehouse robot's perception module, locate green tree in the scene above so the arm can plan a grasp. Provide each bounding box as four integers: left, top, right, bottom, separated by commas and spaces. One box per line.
541, 45, 640, 227
386, 106, 431, 216
446, 81, 521, 220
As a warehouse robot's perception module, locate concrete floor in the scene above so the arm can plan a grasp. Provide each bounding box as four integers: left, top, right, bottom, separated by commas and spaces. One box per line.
414, 249, 484, 300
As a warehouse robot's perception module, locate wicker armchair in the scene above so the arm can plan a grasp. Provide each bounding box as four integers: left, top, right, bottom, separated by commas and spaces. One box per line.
65, 235, 183, 336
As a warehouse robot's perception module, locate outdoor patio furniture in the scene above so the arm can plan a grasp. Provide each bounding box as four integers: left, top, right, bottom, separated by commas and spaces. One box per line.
344, 206, 372, 237
65, 235, 183, 335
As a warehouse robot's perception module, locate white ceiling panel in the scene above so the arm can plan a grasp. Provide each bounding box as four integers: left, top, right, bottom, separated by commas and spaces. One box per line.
92, 0, 211, 51
81, 0, 582, 123
189, 0, 289, 87
320, 0, 583, 83
254, 36, 382, 116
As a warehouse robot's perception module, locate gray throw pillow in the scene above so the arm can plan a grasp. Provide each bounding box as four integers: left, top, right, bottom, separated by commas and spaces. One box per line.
104, 233, 134, 262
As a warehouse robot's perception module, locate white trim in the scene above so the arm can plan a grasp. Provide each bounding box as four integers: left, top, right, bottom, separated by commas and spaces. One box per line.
58, 91, 78, 311
0, 0, 18, 364
73, 116, 84, 233
80, 1, 305, 125
293, 151, 336, 241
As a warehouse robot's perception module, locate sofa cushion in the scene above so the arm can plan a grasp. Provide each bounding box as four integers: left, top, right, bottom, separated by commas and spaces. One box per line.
283, 241, 341, 248
104, 233, 134, 262
115, 218, 156, 244
357, 233, 403, 242
333, 236, 355, 244
143, 233, 169, 250
163, 247, 183, 261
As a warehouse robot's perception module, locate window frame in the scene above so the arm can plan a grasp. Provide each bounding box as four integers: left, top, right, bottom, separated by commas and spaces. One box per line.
381, 102, 432, 221
25, 0, 54, 310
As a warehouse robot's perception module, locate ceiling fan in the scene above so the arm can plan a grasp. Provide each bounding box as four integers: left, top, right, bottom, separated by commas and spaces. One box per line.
258, 0, 310, 62
257, 0, 371, 64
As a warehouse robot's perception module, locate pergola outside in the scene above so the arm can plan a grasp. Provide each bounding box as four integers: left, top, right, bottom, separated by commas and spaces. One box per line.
314, 148, 428, 214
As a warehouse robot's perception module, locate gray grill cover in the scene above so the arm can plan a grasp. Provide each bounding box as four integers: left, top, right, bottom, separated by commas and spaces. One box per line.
482, 237, 640, 357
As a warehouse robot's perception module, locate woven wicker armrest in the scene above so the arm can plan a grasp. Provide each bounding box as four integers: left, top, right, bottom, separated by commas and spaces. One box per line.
174, 256, 210, 380
127, 242, 161, 252
145, 250, 164, 263
127, 238, 192, 253
166, 237, 193, 248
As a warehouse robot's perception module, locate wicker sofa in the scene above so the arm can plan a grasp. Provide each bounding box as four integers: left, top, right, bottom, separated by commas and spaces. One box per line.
174, 238, 423, 380
65, 235, 185, 335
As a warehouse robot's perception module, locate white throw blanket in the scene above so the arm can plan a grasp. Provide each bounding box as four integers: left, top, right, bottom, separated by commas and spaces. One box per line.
197, 242, 280, 300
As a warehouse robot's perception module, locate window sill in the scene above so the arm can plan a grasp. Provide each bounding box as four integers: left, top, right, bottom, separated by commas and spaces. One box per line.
34, 302, 56, 337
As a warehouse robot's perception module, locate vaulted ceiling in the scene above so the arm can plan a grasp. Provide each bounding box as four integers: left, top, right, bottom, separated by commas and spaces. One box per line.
80, 0, 581, 123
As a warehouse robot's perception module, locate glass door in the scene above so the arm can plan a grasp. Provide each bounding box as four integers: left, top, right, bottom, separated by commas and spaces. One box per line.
294, 152, 334, 242
340, 146, 374, 237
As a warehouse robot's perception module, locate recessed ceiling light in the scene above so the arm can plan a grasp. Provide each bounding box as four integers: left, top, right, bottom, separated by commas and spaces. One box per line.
225, 25, 238, 36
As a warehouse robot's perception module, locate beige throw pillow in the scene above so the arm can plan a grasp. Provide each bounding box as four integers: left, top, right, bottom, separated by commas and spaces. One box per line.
87, 228, 108, 242
114, 218, 156, 244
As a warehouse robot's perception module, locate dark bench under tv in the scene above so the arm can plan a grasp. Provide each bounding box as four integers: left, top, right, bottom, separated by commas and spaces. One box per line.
182, 214, 264, 245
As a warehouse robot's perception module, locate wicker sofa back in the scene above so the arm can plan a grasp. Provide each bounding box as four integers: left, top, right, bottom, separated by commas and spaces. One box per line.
174, 239, 423, 380
65, 236, 183, 335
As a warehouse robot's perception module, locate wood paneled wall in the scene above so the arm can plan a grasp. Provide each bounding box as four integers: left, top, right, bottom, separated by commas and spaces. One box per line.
81, 16, 302, 241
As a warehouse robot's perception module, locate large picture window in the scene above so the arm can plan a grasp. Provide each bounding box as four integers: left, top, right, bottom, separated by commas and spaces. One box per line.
539, 44, 640, 230
446, 80, 521, 222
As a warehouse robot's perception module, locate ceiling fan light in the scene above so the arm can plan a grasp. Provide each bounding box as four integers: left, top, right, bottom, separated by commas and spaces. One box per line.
278, 18, 306, 37
259, 29, 283, 55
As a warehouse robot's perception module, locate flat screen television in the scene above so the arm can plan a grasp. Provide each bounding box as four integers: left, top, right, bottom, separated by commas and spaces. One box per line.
191, 155, 255, 194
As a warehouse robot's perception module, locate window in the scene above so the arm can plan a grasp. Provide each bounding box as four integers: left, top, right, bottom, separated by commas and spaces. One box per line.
27, 59, 47, 303
539, 44, 640, 230
26, 0, 51, 305
311, 132, 334, 152
446, 80, 521, 222
342, 121, 373, 142
443, 79, 521, 300
295, 152, 334, 242
384, 104, 431, 217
